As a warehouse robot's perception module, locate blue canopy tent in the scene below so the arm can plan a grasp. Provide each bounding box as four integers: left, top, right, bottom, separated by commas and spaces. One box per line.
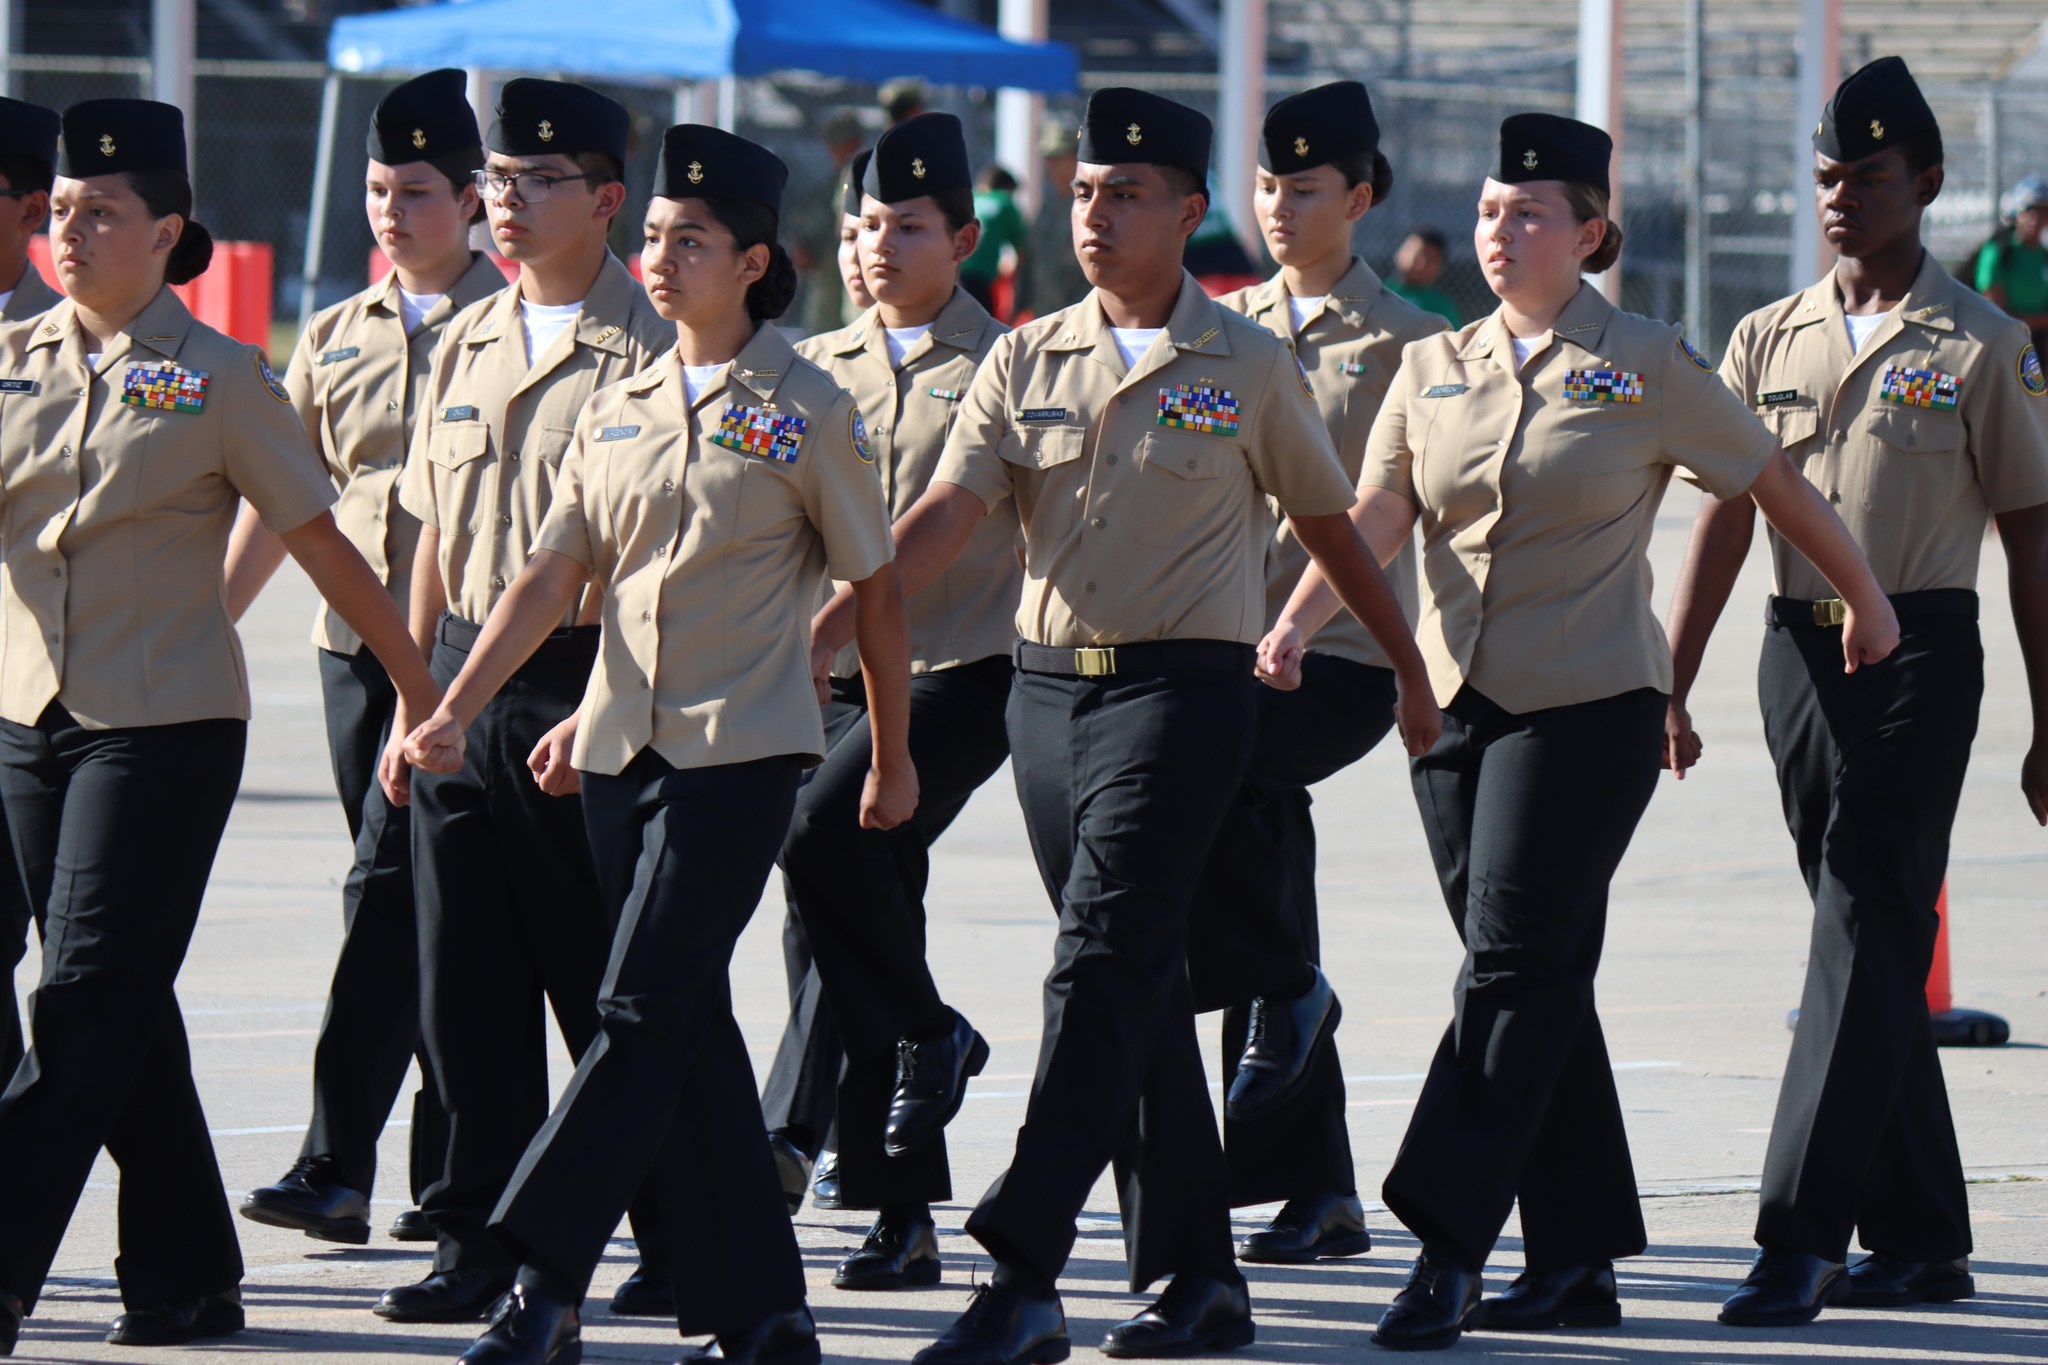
302, 0, 1078, 318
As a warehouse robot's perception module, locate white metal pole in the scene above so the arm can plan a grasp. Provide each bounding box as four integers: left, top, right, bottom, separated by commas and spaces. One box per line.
1576, 0, 1622, 302
468, 69, 497, 255
1683, 0, 1705, 342
716, 76, 737, 133
152, 0, 196, 141
0, 0, 16, 102
1791, 0, 1840, 290
1217, 0, 1265, 261
299, 71, 342, 329
996, 0, 1048, 215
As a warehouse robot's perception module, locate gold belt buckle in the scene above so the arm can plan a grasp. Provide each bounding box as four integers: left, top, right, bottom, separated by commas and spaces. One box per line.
1074, 646, 1116, 677
1812, 598, 1848, 628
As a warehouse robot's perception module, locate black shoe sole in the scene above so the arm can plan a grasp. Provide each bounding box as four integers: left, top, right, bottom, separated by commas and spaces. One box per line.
1370, 1306, 1474, 1352
106, 1305, 244, 1347
1224, 997, 1342, 1123
389, 1215, 437, 1243
1101, 1318, 1254, 1358
1845, 1275, 1975, 1309
374, 1291, 512, 1325
1239, 1228, 1372, 1264
608, 1292, 678, 1318
885, 1032, 990, 1158
1473, 1299, 1621, 1330
833, 1256, 943, 1290
238, 1201, 372, 1245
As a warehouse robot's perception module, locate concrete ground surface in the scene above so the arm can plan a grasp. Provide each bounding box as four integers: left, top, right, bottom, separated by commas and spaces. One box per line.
6, 496, 2046, 1363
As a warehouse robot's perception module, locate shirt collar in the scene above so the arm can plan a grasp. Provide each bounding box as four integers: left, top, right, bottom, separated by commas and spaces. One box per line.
1044, 272, 1233, 358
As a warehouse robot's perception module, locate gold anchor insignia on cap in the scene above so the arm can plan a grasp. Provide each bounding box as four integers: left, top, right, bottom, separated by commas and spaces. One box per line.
911, 157, 927, 179
1870, 119, 1885, 140
1816, 121, 1824, 136
98, 134, 116, 157
687, 160, 704, 184
412, 127, 427, 150
1522, 148, 1538, 170
1293, 136, 1309, 158
537, 119, 555, 143
1126, 123, 1143, 145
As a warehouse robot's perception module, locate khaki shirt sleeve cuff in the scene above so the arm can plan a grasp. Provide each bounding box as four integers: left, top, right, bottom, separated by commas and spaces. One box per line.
533, 516, 596, 570
935, 468, 1004, 514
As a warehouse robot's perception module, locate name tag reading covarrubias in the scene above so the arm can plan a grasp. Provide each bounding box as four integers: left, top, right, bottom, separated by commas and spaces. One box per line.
1015, 407, 1070, 423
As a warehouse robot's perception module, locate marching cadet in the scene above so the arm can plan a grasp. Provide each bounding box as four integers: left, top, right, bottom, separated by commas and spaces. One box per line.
0, 93, 59, 1088
837, 150, 877, 315
0, 98, 440, 1354
372, 77, 673, 1327
1664, 57, 2048, 1327
770, 111, 1016, 1289
812, 87, 1436, 1365
1262, 113, 1897, 1350
403, 122, 911, 1365
1194, 79, 1445, 1266
223, 67, 506, 1252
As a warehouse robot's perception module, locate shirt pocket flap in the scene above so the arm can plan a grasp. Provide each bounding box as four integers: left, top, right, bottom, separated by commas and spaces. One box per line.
1001, 423, 1087, 471
429, 424, 491, 470
1866, 405, 1960, 456
1760, 403, 1820, 448
1139, 432, 1240, 481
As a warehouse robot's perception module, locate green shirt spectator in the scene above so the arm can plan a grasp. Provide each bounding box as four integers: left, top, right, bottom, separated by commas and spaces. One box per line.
963, 169, 1028, 312
1977, 177, 2048, 347
1388, 226, 1460, 327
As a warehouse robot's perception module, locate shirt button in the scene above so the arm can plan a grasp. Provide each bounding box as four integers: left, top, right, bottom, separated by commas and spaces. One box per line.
1185, 459, 1198, 471
1105, 453, 1119, 466
58, 445, 70, 458
387, 400, 400, 412
1084, 581, 1097, 593
1829, 490, 1841, 504
662, 479, 676, 492
509, 451, 521, 462
73, 388, 85, 397
51, 566, 62, 577
1091, 517, 1106, 529
491, 574, 506, 588
501, 513, 513, 526
641, 610, 652, 622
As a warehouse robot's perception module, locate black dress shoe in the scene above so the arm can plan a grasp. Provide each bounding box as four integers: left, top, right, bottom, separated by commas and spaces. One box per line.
885, 1013, 989, 1156
810, 1151, 843, 1211
1845, 1253, 1974, 1307
676, 1306, 822, 1365
1225, 967, 1340, 1122
460, 1282, 581, 1365
913, 1282, 1069, 1365
390, 1208, 436, 1242
610, 1263, 676, 1317
239, 1155, 371, 1244
1, 1288, 20, 1357
834, 1212, 942, 1289
1371, 1253, 1481, 1351
1718, 1249, 1849, 1326
375, 1268, 516, 1323
1238, 1193, 1371, 1264
770, 1134, 814, 1217
105, 1289, 244, 1346
1474, 1263, 1620, 1330
1102, 1274, 1253, 1358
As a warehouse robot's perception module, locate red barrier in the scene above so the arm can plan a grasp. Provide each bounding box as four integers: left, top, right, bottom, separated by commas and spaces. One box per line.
28, 236, 274, 347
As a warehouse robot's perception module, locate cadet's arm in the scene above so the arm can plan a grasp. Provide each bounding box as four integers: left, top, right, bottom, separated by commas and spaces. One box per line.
811, 482, 987, 666
1662, 489, 1758, 777
1995, 499, 2048, 824
1745, 452, 1899, 671
222, 500, 290, 621
850, 561, 918, 831
1258, 487, 1417, 688
279, 512, 439, 719
1289, 509, 1440, 757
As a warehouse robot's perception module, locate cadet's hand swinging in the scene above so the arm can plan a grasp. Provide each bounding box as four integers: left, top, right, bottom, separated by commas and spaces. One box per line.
861, 762, 919, 831
1840, 598, 1901, 673
528, 715, 581, 797
404, 710, 468, 775
1393, 679, 1443, 757
1663, 699, 1703, 778
1255, 621, 1305, 691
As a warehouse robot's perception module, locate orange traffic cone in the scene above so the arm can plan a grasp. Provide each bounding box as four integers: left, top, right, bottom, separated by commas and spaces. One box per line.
1926, 880, 2010, 1047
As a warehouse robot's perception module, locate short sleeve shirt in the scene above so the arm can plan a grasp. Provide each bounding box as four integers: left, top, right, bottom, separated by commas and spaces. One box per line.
535, 326, 894, 776
934, 272, 1357, 648
1216, 257, 1448, 669
0, 289, 337, 728
1719, 251, 2048, 600
1362, 282, 1775, 712
398, 253, 672, 628
796, 286, 1019, 675
286, 253, 506, 654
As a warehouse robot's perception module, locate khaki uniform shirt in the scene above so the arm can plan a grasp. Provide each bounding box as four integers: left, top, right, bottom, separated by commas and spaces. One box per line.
796, 287, 1019, 675
1217, 258, 1446, 670
1362, 282, 1776, 713
936, 272, 1357, 648
1719, 251, 2048, 600
287, 254, 507, 654
0, 264, 61, 323
398, 253, 670, 629
0, 289, 337, 728
535, 326, 894, 776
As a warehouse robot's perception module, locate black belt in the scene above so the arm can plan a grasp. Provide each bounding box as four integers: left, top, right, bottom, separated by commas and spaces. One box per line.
1012, 638, 1253, 678
437, 612, 600, 653
1767, 588, 1978, 629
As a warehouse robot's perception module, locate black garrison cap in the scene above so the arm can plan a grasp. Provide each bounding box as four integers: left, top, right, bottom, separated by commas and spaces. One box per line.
1261, 80, 1378, 174
1496, 112, 1611, 194
841, 149, 872, 217
654, 124, 788, 215
489, 78, 629, 163
369, 69, 480, 165
1814, 56, 1938, 163
58, 99, 186, 179
861, 112, 970, 204
0, 96, 60, 177
1077, 87, 1210, 176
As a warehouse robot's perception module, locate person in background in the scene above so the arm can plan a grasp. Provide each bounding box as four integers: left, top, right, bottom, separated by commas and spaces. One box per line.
838, 150, 878, 314
1014, 120, 1086, 321
1974, 175, 2048, 348
797, 110, 867, 335
881, 78, 930, 127
1387, 227, 1460, 326
962, 164, 1027, 315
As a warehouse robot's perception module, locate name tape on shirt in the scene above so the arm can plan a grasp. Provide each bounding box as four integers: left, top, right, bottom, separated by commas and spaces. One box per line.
1878, 365, 1959, 412
441, 404, 479, 422
0, 378, 38, 396
1015, 407, 1070, 423
1156, 383, 1240, 437
1420, 383, 1467, 399
2021, 344, 2047, 397
121, 361, 208, 414
597, 425, 641, 442
712, 404, 807, 464
1562, 369, 1644, 404
318, 346, 360, 366
1756, 389, 1800, 407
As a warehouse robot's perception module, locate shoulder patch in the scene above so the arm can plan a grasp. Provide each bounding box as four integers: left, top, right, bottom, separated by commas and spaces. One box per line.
2020, 343, 2047, 397
850, 407, 875, 464
256, 353, 292, 404
1679, 336, 1713, 372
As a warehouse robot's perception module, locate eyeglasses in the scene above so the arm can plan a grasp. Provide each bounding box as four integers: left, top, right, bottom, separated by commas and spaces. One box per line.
471, 170, 600, 203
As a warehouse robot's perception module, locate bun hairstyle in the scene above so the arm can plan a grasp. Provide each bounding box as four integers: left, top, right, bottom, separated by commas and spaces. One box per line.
702, 197, 797, 322
1559, 180, 1623, 274
123, 168, 213, 285
1330, 149, 1394, 204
